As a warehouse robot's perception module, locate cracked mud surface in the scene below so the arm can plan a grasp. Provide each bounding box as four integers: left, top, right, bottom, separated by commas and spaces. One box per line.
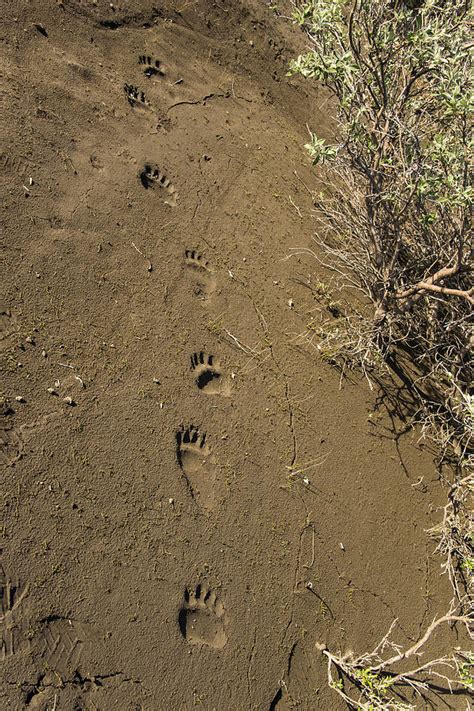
1, 1, 459, 709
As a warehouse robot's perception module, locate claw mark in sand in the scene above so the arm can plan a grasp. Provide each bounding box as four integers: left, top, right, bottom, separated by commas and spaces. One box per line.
138, 55, 164, 77
185, 250, 216, 299
139, 164, 178, 206
178, 584, 227, 648
176, 425, 217, 511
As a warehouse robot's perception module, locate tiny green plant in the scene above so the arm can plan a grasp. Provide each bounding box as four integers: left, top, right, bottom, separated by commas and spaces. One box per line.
456, 652, 474, 689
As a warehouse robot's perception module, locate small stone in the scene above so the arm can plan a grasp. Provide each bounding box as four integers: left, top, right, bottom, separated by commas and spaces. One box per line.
42, 350, 47, 357
15, 396, 26, 403
64, 396, 75, 406
47, 388, 57, 395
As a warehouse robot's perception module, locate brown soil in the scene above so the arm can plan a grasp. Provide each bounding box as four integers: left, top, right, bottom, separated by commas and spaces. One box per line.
0, 1, 461, 709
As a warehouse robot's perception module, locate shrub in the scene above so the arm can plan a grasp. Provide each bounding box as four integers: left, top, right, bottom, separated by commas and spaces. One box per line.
288, 0, 473, 465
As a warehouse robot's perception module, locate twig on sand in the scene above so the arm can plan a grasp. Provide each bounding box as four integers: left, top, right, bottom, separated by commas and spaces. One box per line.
289, 195, 303, 218
131, 241, 146, 257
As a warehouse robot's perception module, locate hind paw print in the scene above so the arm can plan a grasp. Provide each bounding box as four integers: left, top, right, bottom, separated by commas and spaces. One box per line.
124, 84, 151, 110
190, 352, 228, 395
138, 55, 164, 77
176, 426, 217, 510
178, 584, 227, 648
139, 164, 178, 206
185, 250, 216, 299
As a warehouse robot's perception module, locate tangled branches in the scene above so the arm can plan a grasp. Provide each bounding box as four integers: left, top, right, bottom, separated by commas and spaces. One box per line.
428, 473, 474, 603
317, 612, 473, 709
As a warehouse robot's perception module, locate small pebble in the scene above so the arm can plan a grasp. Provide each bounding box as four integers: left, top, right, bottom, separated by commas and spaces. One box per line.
42, 350, 47, 357
15, 396, 26, 403
64, 396, 75, 405
47, 388, 57, 395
